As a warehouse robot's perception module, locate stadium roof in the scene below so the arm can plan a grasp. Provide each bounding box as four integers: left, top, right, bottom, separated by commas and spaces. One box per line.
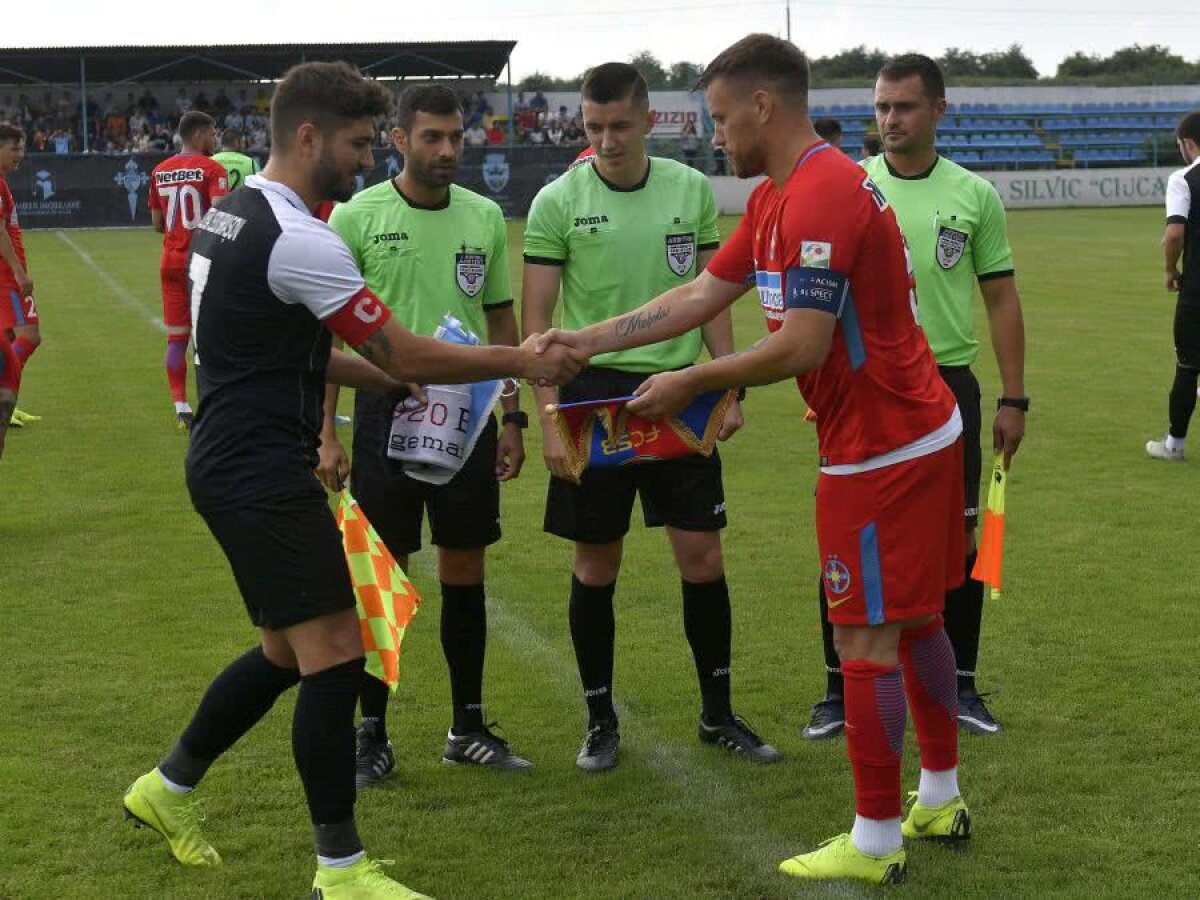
0, 42, 517, 86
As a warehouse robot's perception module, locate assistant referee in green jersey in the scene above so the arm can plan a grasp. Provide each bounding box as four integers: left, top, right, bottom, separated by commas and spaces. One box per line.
322, 85, 533, 784
523, 63, 780, 771
212, 130, 259, 191
801, 54, 1028, 741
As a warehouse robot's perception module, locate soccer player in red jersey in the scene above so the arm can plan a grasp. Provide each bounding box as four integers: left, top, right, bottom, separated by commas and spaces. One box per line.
568, 145, 595, 170
0, 122, 42, 427
540, 34, 970, 885
0, 330, 20, 459
149, 111, 228, 430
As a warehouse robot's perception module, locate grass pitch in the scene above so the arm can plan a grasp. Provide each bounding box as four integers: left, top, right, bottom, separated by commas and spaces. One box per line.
0, 208, 1196, 898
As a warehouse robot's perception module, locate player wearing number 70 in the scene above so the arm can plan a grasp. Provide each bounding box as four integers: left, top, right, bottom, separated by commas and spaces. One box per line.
149, 110, 229, 432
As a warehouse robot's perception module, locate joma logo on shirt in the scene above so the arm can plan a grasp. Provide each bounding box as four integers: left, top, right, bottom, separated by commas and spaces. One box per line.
372, 231, 409, 245
573, 214, 608, 228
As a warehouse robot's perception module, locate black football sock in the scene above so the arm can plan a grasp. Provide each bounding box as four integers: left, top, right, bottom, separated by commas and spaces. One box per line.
943, 551, 984, 693
358, 670, 390, 737
440, 582, 487, 734
682, 575, 733, 724
818, 577, 843, 699
569, 575, 617, 726
1169, 365, 1198, 439
293, 657, 363, 829
162, 646, 300, 789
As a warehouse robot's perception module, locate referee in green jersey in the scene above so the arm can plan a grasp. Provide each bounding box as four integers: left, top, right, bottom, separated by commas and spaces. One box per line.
212, 130, 259, 191
321, 85, 533, 784
802, 54, 1027, 740
523, 63, 780, 771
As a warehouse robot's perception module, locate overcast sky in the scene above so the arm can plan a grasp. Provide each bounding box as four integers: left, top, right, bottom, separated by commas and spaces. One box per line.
10, 0, 1200, 82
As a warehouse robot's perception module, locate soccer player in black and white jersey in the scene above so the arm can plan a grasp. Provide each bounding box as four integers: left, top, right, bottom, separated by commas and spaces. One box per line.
1147, 111, 1200, 461
120, 62, 584, 899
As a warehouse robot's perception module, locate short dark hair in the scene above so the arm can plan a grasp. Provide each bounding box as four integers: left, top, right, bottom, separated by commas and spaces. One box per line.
220, 129, 243, 149
862, 133, 882, 155
178, 110, 215, 142
813, 118, 842, 140
271, 61, 392, 149
1177, 111, 1200, 145
396, 84, 462, 132
581, 62, 648, 108
696, 34, 810, 107
0, 122, 25, 144
878, 54, 945, 101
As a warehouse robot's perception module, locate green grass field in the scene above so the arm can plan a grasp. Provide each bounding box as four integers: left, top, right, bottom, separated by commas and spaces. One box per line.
1, 208, 1197, 899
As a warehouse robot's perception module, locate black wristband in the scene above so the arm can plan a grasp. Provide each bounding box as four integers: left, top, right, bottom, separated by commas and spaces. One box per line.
501, 410, 529, 429
997, 397, 1030, 412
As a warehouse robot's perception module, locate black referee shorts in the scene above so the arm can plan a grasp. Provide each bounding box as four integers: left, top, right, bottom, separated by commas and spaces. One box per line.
199, 486, 356, 631
349, 390, 501, 558
1174, 292, 1200, 369
544, 366, 727, 544
938, 365, 983, 530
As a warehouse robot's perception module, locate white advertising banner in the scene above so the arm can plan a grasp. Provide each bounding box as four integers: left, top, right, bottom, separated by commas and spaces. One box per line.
709, 166, 1176, 214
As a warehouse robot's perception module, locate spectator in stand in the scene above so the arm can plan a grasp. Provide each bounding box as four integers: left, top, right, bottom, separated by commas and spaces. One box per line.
563, 117, 585, 145
214, 87, 231, 116
861, 133, 882, 158
149, 124, 171, 152
254, 87, 270, 115
465, 121, 488, 146
138, 88, 157, 113
133, 127, 152, 153
51, 130, 71, 154
548, 119, 564, 146
530, 89, 549, 116
225, 106, 245, 133
129, 106, 148, 138
105, 102, 127, 145
175, 87, 193, 115
680, 119, 700, 169
486, 121, 506, 145
527, 125, 547, 146
194, 91, 212, 114
813, 117, 843, 148
248, 123, 268, 152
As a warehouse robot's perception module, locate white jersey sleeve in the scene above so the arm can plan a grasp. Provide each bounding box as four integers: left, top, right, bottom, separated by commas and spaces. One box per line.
267, 212, 365, 320
1166, 170, 1191, 223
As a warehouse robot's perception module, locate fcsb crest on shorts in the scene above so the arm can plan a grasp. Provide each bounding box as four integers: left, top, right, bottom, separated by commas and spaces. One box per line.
455, 250, 487, 298
823, 556, 852, 597
935, 225, 968, 270
665, 233, 696, 277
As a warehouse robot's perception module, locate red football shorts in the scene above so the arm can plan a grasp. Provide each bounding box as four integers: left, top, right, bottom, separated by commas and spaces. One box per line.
816, 438, 965, 626
160, 267, 191, 329
0, 284, 39, 329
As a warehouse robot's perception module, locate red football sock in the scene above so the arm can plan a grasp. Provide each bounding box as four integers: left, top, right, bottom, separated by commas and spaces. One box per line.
899, 616, 959, 772
166, 335, 189, 405
842, 659, 905, 820
12, 337, 36, 366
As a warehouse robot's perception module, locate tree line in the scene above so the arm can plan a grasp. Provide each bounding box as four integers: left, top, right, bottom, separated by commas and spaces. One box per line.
517, 44, 1200, 91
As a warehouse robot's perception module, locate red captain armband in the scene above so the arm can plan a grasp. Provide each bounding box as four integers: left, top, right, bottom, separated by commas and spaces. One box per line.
325, 287, 393, 346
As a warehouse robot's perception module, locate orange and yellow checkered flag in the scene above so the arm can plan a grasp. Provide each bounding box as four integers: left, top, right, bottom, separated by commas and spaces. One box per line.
970, 454, 1007, 601
336, 490, 421, 692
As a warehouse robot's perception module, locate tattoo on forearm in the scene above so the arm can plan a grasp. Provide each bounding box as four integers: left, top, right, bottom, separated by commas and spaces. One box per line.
615, 306, 669, 338
357, 328, 395, 365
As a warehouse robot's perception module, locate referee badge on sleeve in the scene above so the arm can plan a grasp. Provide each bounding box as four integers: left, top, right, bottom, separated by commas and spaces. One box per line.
666, 233, 696, 276
455, 251, 487, 298
935, 225, 968, 270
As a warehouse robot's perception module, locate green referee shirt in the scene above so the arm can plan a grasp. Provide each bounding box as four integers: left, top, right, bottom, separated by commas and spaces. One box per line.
329, 181, 512, 340
211, 151, 259, 191
863, 154, 1014, 367
524, 157, 721, 373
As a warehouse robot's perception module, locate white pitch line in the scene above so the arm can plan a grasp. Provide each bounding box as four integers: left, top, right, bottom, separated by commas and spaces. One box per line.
56, 231, 166, 333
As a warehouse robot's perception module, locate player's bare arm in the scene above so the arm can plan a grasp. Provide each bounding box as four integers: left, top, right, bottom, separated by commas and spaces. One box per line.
316, 338, 349, 492
695, 248, 744, 441
353, 314, 584, 386
1164, 222, 1185, 292
522, 261, 576, 481
628, 307, 835, 420
151, 208, 166, 234
486, 303, 526, 482
979, 275, 1027, 466
0, 226, 31, 295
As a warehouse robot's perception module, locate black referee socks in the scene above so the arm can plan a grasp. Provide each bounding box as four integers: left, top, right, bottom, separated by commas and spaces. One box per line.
943, 551, 984, 691
164, 645, 300, 789
569, 576, 617, 726
682, 576, 734, 724
817, 576, 844, 699
440, 582, 488, 734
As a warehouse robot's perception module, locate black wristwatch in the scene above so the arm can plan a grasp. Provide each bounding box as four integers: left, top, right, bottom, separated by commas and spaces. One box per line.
997, 397, 1030, 412
501, 410, 529, 429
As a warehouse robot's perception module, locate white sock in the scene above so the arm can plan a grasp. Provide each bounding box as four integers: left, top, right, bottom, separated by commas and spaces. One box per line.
174, 401, 193, 415
156, 768, 193, 795
318, 850, 365, 869
917, 766, 960, 808
1166, 434, 1185, 452
850, 815, 902, 857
